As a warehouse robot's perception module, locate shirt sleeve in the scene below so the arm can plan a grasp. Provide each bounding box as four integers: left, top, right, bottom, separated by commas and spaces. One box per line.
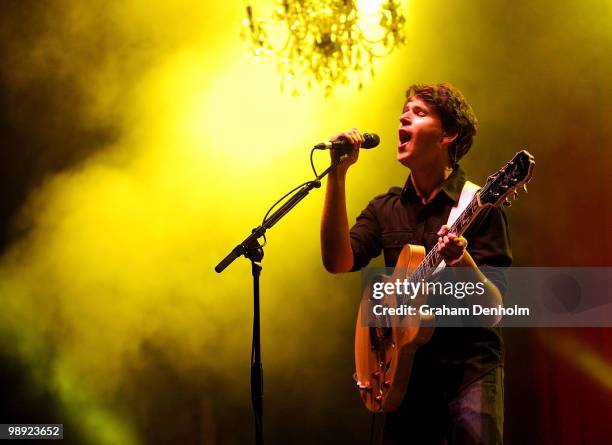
464, 206, 513, 294
349, 199, 383, 271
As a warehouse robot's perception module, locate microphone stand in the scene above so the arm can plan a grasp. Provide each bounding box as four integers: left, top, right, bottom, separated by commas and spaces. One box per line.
215, 156, 347, 445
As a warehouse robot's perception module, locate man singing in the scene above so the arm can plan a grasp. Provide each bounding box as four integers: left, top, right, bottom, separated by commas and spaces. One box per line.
320, 83, 511, 444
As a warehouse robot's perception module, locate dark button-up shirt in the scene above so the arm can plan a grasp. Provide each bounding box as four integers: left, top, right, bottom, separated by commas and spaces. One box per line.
349, 166, 512, 392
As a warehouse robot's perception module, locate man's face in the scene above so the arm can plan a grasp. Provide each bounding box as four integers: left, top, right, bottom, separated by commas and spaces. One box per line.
397, 96, 447, 169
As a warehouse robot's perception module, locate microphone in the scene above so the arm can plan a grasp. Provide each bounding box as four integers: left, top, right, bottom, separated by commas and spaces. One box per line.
314, 133, 380, 151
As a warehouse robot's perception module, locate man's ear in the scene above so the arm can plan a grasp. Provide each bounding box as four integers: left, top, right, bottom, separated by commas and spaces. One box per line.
440, 131, 458, 146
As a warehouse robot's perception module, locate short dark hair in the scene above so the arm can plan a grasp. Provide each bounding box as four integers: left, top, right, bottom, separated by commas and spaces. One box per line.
405, 82, 478, 163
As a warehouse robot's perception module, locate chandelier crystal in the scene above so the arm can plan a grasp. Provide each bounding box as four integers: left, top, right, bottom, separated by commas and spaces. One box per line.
241, 0, 407, 95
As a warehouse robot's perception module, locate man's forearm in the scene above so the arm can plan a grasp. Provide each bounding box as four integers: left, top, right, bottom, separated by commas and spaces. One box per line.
320, 171, 354, 273
452, 251, 504, 325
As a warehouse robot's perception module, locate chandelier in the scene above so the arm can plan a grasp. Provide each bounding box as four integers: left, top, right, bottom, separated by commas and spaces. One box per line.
241, 0, 407, 95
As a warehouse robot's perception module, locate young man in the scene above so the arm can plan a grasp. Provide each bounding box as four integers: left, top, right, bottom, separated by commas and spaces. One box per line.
320, 83, 511, 444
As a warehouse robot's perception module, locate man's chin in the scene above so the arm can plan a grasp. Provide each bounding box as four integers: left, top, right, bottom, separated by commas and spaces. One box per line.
396, 151, 412, 168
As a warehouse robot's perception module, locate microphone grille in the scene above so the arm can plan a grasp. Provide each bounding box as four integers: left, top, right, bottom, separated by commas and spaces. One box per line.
363, 133, 380, 149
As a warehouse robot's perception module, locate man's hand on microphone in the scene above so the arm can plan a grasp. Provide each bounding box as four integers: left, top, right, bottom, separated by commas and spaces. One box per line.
329, 128, 363, 175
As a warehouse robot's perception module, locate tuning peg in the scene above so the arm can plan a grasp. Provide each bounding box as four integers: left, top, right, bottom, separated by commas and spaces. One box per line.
523, 184, 528, 193
503, 198, 512, 207
513, 190, 519, 200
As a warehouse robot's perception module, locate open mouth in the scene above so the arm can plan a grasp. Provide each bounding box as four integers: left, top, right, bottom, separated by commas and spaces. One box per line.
399, 129, 412, 145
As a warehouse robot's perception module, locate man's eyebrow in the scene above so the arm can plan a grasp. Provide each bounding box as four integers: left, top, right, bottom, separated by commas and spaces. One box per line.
404, 101, 430, 112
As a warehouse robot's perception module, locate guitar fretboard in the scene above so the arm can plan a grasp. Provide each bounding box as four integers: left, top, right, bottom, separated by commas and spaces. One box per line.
404, 198, 482, 286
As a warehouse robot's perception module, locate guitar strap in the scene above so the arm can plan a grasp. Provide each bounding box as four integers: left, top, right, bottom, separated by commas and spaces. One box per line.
447, 180, 480, 227
436, 180, 481, 272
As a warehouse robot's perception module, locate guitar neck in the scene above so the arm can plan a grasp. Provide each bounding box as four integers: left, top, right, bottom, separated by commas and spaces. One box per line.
411, 197, 483, 282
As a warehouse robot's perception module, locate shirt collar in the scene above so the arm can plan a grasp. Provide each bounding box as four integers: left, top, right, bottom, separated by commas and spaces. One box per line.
401, 165, 466, 204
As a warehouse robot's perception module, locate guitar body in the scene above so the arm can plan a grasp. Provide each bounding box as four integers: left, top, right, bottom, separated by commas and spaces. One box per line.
354, 243, 434, 413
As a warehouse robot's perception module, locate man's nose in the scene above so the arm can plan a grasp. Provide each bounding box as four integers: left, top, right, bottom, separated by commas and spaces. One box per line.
400, 112, 412, 125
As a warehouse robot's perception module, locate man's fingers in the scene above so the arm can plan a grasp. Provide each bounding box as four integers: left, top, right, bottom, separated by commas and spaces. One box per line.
331, 128, 363, 149
436, 229, 468, 265
437, 225, 450, 236
447, 234, 467, 246
437, 236, 468, 251
437, 231, 467, 246
355, 128, 365, 145
348, 128, 363, 148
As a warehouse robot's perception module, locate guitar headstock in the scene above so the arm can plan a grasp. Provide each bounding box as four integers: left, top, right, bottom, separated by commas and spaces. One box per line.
478, 150, 535, 208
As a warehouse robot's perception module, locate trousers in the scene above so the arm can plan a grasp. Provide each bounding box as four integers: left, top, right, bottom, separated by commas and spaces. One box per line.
380, 366, 504, 445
